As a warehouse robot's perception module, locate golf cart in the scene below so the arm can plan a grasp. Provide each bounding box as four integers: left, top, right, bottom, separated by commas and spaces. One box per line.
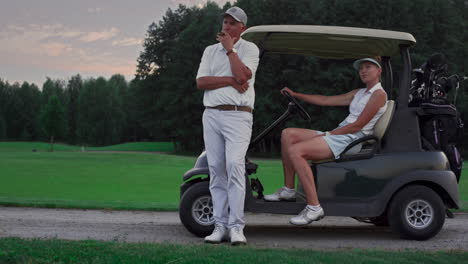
179, 25, 462, 240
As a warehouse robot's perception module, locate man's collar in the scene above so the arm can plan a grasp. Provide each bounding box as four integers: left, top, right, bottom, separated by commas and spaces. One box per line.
218, 38, 243, 51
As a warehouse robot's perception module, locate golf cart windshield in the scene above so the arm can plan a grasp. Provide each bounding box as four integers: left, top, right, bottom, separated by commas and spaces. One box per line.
241, 25, 416, 59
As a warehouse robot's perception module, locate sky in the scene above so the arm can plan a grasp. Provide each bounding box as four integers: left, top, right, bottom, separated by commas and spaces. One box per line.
0, 0, 230, 88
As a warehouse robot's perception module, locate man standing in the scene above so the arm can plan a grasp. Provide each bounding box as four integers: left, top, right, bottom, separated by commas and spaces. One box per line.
196, 6, 259, 245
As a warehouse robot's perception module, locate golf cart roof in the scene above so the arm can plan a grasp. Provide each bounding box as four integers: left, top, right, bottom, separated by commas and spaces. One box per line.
241, 25, 416, 59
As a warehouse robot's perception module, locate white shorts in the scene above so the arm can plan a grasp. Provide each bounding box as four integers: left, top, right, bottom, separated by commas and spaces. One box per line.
321, 131, 365, 159
319, 121, 366, 159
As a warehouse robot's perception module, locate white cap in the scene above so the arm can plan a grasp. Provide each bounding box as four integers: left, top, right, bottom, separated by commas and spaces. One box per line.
223, 6, 247, 25
353, 58, 382, 70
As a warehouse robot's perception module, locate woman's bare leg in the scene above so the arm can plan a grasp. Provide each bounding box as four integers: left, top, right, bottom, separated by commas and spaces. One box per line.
280, 128, 321, 188
288, 136, 333, 205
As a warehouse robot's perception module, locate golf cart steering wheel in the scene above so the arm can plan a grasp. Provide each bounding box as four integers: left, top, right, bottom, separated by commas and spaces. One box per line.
282, 91, 311, 121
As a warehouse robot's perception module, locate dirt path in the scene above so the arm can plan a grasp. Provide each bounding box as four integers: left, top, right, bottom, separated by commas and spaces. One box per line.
1, 206, 467, 250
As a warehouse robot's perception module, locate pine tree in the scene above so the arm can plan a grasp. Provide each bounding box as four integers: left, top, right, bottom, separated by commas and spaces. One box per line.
39, 95, 66, 151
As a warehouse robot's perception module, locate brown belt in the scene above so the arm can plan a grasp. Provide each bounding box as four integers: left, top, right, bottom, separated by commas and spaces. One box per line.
206, 105, 253, 113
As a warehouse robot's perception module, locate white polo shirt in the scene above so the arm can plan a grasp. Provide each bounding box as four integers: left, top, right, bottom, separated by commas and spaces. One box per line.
196, 38, 260, 109
342, 82, 388, 135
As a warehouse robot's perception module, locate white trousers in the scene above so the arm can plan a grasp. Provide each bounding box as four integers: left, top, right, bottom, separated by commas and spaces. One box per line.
202, 108, 253, 229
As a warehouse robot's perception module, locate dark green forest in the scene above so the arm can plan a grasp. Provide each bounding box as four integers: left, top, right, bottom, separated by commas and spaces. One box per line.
0, 0, 467, 153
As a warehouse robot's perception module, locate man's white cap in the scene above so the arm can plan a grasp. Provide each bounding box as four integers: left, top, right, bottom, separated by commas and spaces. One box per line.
353, 58, 382, 70
223, 6, 247, 25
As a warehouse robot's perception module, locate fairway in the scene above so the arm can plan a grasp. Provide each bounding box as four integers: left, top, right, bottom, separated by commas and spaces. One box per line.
0, 142, 283, 210
0, 142, 466, 210
0, 141, 174, 152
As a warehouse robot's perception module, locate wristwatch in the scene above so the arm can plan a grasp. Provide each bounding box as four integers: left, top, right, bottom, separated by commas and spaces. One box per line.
226, 48, 237, 56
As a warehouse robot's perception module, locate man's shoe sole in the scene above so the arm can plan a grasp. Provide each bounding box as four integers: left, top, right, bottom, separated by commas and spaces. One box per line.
204, 240, 222, 244
205, 237, 229, 244
231, 241, 247, 246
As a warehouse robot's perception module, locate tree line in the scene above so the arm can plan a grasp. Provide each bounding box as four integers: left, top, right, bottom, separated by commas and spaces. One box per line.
0, 75, 139, 147
1, 0, 467, 153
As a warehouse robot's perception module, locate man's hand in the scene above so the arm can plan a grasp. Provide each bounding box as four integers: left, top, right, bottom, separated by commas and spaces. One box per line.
232, 78, 249, 93
280, 87, 297, 97
216, 31, 236, 51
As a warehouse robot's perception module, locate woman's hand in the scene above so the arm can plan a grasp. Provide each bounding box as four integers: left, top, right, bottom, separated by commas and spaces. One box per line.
281, 87, 297, 97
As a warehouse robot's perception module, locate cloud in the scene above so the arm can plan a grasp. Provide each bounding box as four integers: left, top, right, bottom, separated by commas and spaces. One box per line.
2, 24, 64, 41
60, 30, 83, 38
112, 37, 142, 47
171, 0, 230, 8
0, 24, 125, 62
87, 7, 103, 13
65, 61, 136, 76
1, 24, 119, 44
0, 23, 137, 83
79, 27, 119, 42
41, 42, 73, 56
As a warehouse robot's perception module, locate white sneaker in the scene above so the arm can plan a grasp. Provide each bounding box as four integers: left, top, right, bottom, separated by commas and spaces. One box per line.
263, 186, 296, 201
229, 227, 247, 246
289, 207, 325, 225
204, 224, 228, 243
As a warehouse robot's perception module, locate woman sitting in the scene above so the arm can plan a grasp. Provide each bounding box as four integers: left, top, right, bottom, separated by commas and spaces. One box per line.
264, 57, 388, 225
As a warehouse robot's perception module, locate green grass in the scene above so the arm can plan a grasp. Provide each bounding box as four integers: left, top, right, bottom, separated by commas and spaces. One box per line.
0, 141, 466, 211
0, 151, 192, 210
0, 141, 174, 152
85, 142, 175, 152
455, 167, 468, 209
0, 141, 81, 152
0, 143, 282, 210
0, 238, 467, 264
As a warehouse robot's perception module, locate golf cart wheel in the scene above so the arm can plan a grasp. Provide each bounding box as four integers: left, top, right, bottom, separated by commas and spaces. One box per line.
388, 185, 445, 240
179, 181, 214, 237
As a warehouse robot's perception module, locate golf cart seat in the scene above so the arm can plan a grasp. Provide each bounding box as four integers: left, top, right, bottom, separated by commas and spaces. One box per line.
312, 100, 395, 163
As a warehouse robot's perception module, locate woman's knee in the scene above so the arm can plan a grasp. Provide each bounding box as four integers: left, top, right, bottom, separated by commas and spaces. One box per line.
281, 128, 298, 144
288, 145, 306, 160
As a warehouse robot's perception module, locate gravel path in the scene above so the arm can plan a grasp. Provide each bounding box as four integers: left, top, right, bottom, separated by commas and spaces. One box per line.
1, 206, 467, 250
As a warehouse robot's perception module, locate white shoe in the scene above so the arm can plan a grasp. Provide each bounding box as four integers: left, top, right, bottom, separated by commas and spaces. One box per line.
204, 224, 228, 243
263, 186, 296, 201
289, 207, 325, 225
230, 227, 247, 246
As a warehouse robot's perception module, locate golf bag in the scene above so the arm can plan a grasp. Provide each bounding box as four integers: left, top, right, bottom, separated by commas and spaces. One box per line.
410, 53, 466, 181
418, 103, 464, 181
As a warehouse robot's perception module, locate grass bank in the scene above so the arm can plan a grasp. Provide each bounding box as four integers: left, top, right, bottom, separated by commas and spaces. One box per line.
0, 238, 467, 264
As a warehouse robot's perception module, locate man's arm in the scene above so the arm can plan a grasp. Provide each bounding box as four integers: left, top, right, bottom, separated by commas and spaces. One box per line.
196, 76, 249, 93
227, 52, 252, 84
196, 77, 235, 90
217, 31, 258, 85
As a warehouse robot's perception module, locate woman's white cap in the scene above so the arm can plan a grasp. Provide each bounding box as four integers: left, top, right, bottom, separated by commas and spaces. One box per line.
353, 58, 381, 70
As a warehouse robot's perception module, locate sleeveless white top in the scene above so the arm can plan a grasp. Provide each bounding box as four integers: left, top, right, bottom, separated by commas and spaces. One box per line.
341, 82, 387, 135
